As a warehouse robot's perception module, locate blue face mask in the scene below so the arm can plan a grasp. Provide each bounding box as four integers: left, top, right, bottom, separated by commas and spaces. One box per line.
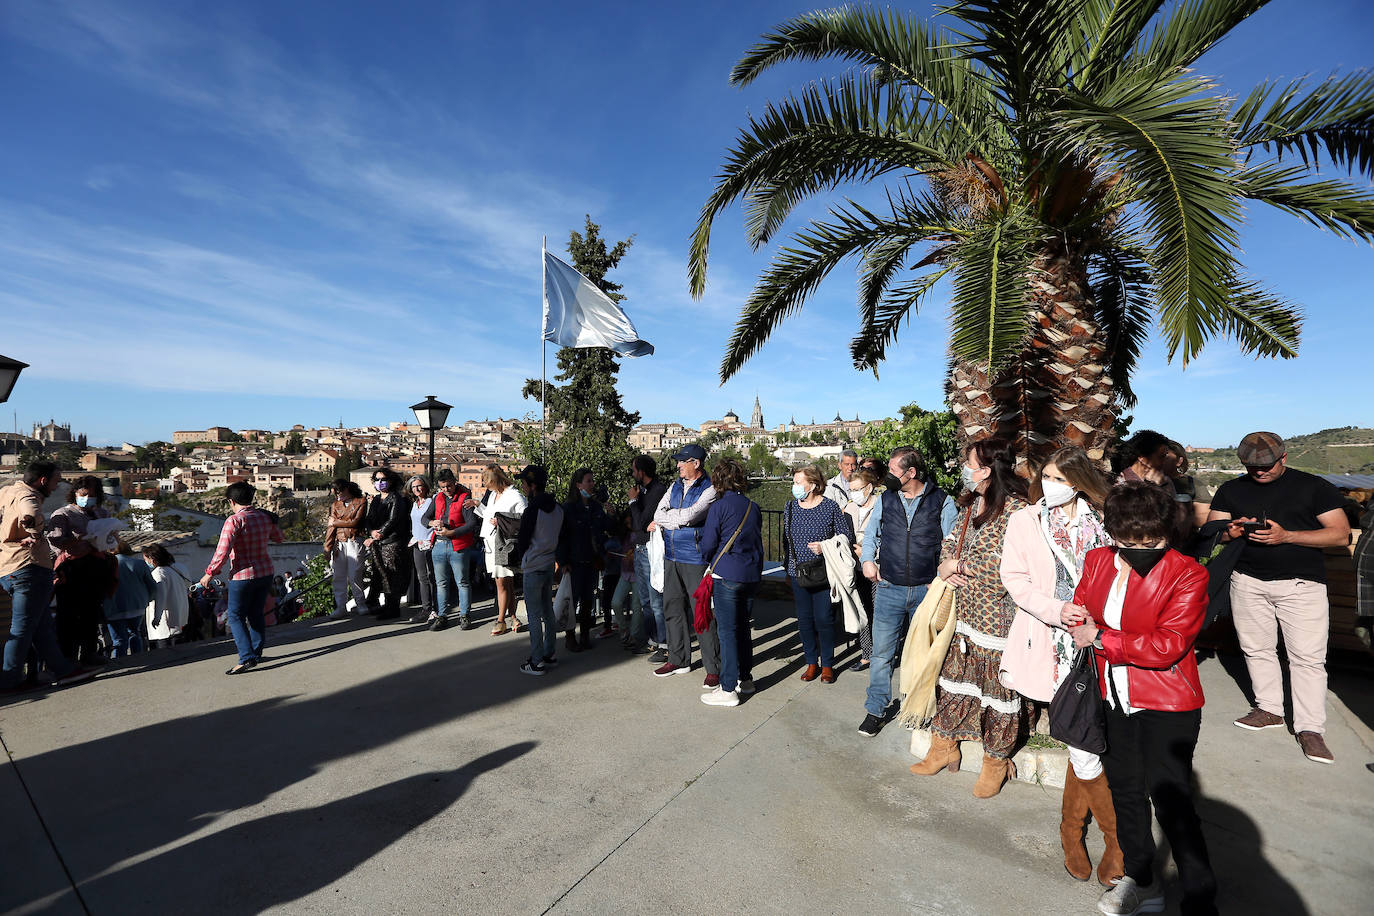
791, 484, 809, 501
960, 466, 979, 490
579, 487, 593, 500
76, 495, 92, 508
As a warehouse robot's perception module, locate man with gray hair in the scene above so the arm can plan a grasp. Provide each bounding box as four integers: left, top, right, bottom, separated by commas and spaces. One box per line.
857, 446, 957, 737
825, 450, 859, 507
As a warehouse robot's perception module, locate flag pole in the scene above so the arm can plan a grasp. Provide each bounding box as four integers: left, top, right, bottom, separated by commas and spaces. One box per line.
540, 235, 547, 460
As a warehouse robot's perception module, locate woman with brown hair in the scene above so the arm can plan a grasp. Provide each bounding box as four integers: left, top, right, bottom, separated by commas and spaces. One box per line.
475, 463, 526, 635
843, 463, 883, 670
325, 479, 367, 619
1000, 447, 1122, 884
912, 438, 1029, 798
47, 475, 115, 664
785, 464, 853, 683
363, 468, 411, 620
698, 458, 764, 706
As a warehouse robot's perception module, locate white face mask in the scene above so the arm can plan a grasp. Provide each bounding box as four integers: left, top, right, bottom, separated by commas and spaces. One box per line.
1041, 479, 1076, 508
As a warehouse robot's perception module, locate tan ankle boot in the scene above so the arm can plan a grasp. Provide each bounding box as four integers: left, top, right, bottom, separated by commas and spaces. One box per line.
1082, 772, 1124, 886
909, 733, 961, 775
971, 754, 1016, 798
1059, 768, 1093, 880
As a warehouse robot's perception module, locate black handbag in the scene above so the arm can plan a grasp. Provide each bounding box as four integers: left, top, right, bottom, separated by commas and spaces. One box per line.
1048, 648, 1108, 755
785, 502, 829, 589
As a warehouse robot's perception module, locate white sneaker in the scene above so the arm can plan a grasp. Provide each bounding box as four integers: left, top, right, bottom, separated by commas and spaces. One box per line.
700, 686, 739, 707
737, 678, 755, 695
1097, 876, 1164, 915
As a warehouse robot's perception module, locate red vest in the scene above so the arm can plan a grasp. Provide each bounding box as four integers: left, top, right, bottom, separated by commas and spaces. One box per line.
434, 491, 475, 551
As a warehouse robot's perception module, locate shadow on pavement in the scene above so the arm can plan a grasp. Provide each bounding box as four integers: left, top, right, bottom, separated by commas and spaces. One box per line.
6, 638, 602, 912
80, 743, 536, 914
1194, 777, 1310, 916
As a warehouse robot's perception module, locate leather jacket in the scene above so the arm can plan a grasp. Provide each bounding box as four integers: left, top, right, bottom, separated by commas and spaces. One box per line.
1074, 547, 1207, 713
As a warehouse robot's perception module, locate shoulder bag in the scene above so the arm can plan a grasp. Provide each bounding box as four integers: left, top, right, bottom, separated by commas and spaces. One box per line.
1048, 646, 1108, 754
693, 502, 754, 634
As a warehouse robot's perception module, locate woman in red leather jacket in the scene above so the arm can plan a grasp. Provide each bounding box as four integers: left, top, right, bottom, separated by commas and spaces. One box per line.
1066, 482, 1217, 916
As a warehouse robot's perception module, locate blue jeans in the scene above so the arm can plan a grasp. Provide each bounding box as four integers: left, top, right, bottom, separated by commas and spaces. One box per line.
106, 618, 143, 657
226, 575, 271, 665
791, 578, 836, 667
611, 576, 640, 634
0, 565, 74, 687
865, 580, 929, 717
432, 540, 472, 619
523, 566, 557, 663
633, 547, 665, 644
713, 578, 756, 692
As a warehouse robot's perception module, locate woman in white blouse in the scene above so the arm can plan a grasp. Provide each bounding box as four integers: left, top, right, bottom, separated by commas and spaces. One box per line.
143, 544, 192, 644
475, 464, 527, 635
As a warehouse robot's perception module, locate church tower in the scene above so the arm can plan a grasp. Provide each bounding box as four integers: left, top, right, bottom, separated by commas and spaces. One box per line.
751, 395, 764, 430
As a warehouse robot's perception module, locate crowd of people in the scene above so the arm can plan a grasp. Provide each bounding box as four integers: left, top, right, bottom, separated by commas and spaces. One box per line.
1, 427, 1362, 915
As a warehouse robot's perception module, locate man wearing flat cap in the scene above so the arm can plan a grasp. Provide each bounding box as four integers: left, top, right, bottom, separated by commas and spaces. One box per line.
647, 444, 720, 680
1207, 432, 1350, 764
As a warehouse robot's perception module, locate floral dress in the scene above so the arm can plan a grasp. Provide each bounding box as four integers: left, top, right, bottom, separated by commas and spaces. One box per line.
1043, 502, 1112, 688
931, 496, 1027, 758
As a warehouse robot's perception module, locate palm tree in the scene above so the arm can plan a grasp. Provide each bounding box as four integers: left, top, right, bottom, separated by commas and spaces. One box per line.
689, 1, 1374, 463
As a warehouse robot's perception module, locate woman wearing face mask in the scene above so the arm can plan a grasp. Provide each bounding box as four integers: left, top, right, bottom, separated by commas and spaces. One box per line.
144, 544, 191, 646
913, 438, 1029, 798
558, 468, 607, 653
999, 447, 1122, 885
362, 468, 411, 620
843, 464, 883, 671
1066, 482, 1215, 916
48, 475, 116, 665
405, 476, 438, 625
785, 465, 854, 683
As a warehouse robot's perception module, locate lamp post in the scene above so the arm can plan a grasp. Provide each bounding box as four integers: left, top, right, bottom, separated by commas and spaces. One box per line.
0, 354, 28, 404
410, 395, 452, 482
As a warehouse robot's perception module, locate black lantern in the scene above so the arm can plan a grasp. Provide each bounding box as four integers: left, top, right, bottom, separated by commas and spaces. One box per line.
410, 395, 452, 481
0, 354, 28, 404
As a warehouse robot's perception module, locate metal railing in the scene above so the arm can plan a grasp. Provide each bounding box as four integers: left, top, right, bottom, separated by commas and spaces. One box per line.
760, 508, 785, 565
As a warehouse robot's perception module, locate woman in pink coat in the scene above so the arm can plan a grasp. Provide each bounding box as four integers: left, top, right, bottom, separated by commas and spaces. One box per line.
999, 447, 1122, 887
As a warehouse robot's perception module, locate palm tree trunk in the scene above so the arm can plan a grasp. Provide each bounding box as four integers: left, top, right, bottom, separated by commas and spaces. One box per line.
945, 245, 1118, 468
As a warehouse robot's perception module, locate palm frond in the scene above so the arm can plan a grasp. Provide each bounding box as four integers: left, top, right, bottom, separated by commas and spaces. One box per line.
1054, 77, 1242, 363
730, 6, 1007, 156
944, 0, 1092, 114
1130, 0, 1271, 82
1073, 1, 1167, 87
946, 216, 1042, 368
1085, 241, 1154, 406
1214, 272, 1303, 359
1234, 163, 1374, 242
851, 266, 952, 373
1232, 71, 1374, 177
719, 201, 957, 382
689, 75, 958, 298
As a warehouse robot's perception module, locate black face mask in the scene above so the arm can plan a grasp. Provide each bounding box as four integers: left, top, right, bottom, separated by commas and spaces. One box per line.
1118, 546, 1167, 578
883, 473, 903, 491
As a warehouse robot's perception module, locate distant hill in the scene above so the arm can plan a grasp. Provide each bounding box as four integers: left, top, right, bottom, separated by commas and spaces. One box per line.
1189, 426, 1374, 475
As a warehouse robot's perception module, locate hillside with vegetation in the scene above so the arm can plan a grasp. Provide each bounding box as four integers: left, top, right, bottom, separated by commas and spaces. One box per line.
1189, 427, 1374, 475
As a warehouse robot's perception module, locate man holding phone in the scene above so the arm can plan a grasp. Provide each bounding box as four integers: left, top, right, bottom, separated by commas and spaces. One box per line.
1207, 432, 1350, 764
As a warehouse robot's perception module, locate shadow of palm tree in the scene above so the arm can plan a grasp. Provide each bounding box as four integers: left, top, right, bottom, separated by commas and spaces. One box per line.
80, 743, 535, 914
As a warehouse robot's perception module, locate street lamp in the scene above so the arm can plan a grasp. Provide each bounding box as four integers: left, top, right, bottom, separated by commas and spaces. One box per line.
410, 395, 452, 482
0, 354, 28, 404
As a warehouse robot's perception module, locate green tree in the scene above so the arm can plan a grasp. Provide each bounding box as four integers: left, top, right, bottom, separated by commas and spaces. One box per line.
283, 431, 306, 455
332, 447, 363, 480
690, 3, 1374, 466
516, 426, 636, 512
858, 402, 961, 492
135, 441, 181, 474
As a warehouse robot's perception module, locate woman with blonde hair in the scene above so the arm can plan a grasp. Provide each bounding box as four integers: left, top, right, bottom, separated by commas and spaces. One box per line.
785, 464, 853, 683
476, 463, 527, 635
843, 463, 883, 670
1000, 446, 1122, 884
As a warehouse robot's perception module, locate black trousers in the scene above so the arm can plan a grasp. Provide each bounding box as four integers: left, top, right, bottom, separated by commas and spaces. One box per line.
410, 545, 436, 616
1102, 705, 1217, 915
56, 554, 110, 663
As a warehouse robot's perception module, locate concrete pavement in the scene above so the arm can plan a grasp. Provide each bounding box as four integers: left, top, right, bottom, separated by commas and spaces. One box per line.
2, 596, 1371, 915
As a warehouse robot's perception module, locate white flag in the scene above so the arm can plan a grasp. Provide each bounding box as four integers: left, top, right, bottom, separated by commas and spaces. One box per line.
542, 251, 654, 358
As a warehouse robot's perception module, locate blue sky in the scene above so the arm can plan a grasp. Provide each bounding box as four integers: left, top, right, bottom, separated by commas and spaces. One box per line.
2, 0, 1371, 448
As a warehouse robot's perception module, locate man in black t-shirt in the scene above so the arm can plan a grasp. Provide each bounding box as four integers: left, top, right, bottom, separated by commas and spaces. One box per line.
1207, 432, 1350, 765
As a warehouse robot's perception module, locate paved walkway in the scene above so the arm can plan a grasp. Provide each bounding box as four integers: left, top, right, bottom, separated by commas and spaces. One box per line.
2, 597, 1371, 914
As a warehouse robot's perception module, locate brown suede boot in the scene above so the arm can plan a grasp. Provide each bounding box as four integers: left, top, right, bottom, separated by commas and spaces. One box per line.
1081, 772, 1124, 886
971, 754, 1016, 798
1059, 768, 1093, 881
909, 733, 961, 776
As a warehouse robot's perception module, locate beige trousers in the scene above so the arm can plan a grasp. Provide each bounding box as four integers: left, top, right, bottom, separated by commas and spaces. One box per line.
1230, 571, 1328, 734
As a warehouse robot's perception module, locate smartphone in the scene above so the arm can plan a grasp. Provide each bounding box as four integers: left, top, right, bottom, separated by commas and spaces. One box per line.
1240, 517, 1270, 533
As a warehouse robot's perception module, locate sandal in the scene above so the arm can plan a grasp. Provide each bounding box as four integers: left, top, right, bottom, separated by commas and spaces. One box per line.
491, 623, 509, 636
511, 620, 523, 633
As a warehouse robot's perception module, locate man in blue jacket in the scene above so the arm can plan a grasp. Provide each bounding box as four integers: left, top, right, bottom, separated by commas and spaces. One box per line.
858, 446, 957, 737
648, 444, 719, 679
